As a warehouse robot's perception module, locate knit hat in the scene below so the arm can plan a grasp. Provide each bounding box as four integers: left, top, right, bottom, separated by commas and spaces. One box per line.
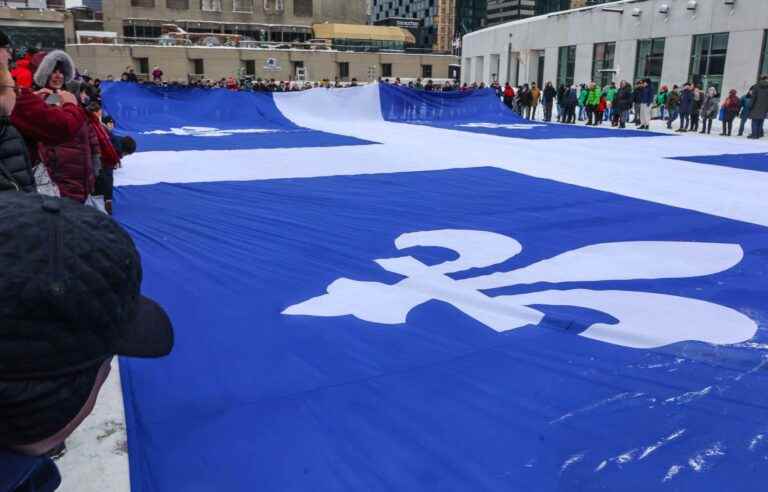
33, 50, 75, 88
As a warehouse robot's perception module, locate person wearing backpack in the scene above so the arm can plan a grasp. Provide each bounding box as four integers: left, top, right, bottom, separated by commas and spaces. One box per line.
720, 89, 741, 137
738, 90, 753, 137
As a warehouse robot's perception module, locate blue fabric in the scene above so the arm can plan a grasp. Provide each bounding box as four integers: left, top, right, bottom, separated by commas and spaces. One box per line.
0, 451, 60, 492
99, 83, 375, 151
117, 167, 768, 492
379, 85, 666, 139
672, 153, 768, 172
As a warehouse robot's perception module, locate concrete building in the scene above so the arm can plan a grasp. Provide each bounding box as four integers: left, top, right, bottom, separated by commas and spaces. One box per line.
372, 0, 485, 50
371, 0, 456, 52
0, 4, 70, 50
486, 0, 581, 26
67, 42, 457, 82
62, 0, 457, 83
462, 0, 768, 95
102, 0, 368, 43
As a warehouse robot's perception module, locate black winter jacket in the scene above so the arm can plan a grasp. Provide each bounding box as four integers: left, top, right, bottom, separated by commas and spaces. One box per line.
0, 118, 35, 193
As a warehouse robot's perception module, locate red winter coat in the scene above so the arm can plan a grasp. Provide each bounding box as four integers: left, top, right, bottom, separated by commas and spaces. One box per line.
597, 96, 607, 113
10, 89, 87, 165
39, 112, 99, 203
503, 86, 515, 98
86, 112, 120, 170
10, 58, 33, 89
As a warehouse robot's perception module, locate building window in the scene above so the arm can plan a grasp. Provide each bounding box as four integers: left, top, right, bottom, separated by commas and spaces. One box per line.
382, 63, 392, 77
338, 62, 349, 80
264, 0, 284, 11
760, 30, 768, 79
134, 57, 149, 75
131, 0, 155, 6
689, 33, 729, 93
591, 42, 615, 87
242, 60, 255, 76
294, 0, 312, 16
166, 0, 188, 8
191, 58, 204, 75
557, 45, 575, 88
233, 0, 253, 11
422, 64, 432, 78
635, 37, 665, 92
201, 0, 222, 11
123, 22, 162, 39
292, 60, 304, 79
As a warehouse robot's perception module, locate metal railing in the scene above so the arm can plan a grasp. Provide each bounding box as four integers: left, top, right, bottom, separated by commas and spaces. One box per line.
70, 36, 454, 55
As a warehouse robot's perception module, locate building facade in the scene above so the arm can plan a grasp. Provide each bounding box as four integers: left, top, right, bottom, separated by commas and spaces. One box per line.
462, 0, 768, 95
455, 0, 486, 37
67, 43, 457, 82
485, 0, 534, 25
371, 0, 455, 51
486, 0, 591, 26
102, 0, 368, 43
0, 5, 69, 50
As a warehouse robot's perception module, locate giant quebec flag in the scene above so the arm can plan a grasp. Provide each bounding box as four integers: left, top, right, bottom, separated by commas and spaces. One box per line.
101, 82, 768, 492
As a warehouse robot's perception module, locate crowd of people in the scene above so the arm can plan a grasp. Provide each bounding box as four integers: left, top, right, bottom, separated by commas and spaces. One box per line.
491, 77, 768, 138
2, 47, 135, 215
0, 31, 174, 492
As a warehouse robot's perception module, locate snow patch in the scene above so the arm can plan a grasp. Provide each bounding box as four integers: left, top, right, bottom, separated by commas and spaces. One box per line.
749, 434, 764, 451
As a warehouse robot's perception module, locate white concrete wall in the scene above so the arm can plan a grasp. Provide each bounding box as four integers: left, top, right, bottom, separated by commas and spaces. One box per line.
574, 43, 592, 85
462, 0, 768, 91
543, 46, 558, 84
723, 30, 764, 94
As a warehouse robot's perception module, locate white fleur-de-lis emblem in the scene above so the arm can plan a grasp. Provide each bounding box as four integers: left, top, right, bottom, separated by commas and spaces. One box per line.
283, 230, 757, 349
142, 126, 278, 137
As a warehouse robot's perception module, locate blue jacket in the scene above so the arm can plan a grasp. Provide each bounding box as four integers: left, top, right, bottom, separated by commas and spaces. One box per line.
740, 95, 753, 118
0, 450, 60, 492
679, 89, 694, 114
639, 85, 654, 105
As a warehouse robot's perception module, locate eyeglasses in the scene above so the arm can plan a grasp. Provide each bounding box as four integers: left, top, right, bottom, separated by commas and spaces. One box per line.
0, 84, 21, 95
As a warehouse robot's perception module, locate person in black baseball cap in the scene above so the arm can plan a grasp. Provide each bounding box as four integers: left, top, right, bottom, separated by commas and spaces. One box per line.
0, 192, 174, 457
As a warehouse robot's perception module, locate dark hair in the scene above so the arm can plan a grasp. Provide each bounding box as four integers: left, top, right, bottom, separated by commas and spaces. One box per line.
0, 29, 11, 49
120, 136, 136, 156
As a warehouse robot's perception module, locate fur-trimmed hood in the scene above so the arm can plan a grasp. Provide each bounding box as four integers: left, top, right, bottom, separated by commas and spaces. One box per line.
33, 50, 75, 88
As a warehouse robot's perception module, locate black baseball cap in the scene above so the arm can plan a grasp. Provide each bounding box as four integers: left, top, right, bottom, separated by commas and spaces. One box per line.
0, 193, 174, 380
0, 193, 173, 445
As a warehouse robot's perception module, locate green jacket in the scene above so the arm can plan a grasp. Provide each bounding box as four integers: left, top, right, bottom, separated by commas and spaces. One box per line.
578, 89, 588, 106
666, 90, 680, 110
655, 91, 668, 106
603, 86, 617, 102
586, 86, 602, 106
